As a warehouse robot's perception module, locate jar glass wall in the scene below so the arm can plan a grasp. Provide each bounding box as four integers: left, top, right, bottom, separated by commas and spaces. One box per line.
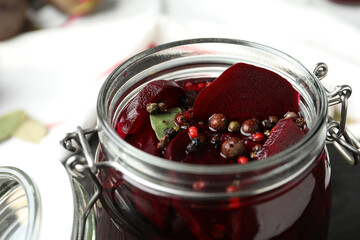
94, 39, 331, 240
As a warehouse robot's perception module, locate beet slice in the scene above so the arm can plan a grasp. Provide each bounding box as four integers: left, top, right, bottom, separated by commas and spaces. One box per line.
258, 118, 305, 159
192, 63, 299, 123
163, 130, 190, 162
117, 80, 185, 138
125, 118, 161, 157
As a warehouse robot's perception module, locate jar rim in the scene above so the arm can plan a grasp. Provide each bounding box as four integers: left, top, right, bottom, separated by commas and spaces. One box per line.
97, 38, 328, 175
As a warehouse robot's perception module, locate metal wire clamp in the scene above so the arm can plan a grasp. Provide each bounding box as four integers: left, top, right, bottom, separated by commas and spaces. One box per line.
313, 62, 360, 165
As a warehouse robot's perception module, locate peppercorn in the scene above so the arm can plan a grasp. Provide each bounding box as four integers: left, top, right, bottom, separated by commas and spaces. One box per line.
188, 126, 199, 138
264, 130, 271, 137
181, 89, 197, 106
156, 134, 170, 150
252, 132, 265, 142
261, 119, 273, 130
296, 117, 305, 128
174, 114, 187, 126
185, 82, 197, 91
284, 112, 298, 121
185, 138, 201, 154
252, 144, 262, 152
269, 116, 279, 124
161, 134, 170, 143
241, 118, 260, 135
192, 180, 206, 191
146, 103, 159, 114
237, 156, 249, 164
158, 102, 167, 113
157, 140, 167, 151
250, 152, 258, 159
196, 82, 206, 92
209, 113, 228, 131
198, 135, 206, 144
210, 134, 221, 148
226, 185, 238, 193
228, 121, 240, 132
221, 137, 245, 158
163, 127, 177, 139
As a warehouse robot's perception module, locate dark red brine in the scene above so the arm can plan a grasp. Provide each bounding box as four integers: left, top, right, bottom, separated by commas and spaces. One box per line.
95, 63, 331, 240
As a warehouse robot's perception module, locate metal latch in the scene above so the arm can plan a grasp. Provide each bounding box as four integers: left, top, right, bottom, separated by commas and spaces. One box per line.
313, 62, 360, 165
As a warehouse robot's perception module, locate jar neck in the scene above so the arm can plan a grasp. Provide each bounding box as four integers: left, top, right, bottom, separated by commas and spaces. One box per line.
96, 38, 328, 199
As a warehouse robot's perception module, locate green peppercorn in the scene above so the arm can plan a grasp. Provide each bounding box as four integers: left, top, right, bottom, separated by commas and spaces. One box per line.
284, 112, 298, 121
228, 121, 240, 132
146, 103, 159, 114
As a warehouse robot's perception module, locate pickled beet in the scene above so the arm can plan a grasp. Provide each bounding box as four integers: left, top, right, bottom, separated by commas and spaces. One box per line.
192, 63, 299, 123
117, 80, 185, 138
258, 118, 305, 159
125, 118, 161, 157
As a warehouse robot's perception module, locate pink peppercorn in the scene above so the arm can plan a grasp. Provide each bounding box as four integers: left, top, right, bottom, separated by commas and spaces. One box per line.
188, 126, 199, 138
226, 184, 238, 193
185, 82, 197, 91
252, 132, 265, 142
196, 82, 205, 91
192, 180, 206, 191
237, 156, 249, 164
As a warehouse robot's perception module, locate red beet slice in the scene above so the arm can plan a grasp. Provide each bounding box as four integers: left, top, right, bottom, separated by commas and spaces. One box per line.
125, 118, 160, 157
163, 130, 189, 162
192, 63, 299, 123
117, 80, 185, 138
258, 118, 305, 159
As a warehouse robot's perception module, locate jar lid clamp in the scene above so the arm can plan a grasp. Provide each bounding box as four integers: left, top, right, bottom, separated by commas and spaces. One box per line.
313, 62, 360, 165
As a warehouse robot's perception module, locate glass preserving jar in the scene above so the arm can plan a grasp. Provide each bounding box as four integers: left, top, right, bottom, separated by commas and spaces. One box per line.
61, 38, 360, 240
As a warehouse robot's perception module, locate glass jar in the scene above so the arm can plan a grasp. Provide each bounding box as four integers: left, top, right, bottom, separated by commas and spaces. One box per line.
91, 38, 331, 240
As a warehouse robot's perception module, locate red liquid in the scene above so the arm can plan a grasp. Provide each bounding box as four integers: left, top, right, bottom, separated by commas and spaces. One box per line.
95, 150, 331, 240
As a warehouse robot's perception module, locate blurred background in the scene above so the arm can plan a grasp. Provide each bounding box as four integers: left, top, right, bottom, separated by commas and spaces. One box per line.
1, 0, 360, 138
1, 0, 360, 239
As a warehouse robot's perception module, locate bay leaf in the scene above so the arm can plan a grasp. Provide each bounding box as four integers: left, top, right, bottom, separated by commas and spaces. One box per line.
13, 117, 48, 144
150, 107, 182, 140
0, 110, 27, 142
